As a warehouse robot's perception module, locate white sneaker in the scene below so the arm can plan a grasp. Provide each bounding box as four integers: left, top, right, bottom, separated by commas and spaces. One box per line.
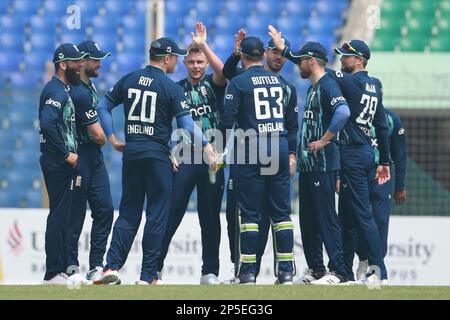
200, 273, 221, 285
222, 277, 240, 285
135, 279, 163, 285
293, 269, 324, 285
356, 260, 369, 281
93, 269, 121, 285
86, 266, 103, 284
361, 273, 381, 287
311, 273, 345, 285
67, 273, 89, 287
381, 279, 389, 286
43, 273, 68, 285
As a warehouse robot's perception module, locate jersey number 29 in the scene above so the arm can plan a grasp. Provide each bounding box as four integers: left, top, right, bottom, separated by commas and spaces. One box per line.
127, 88, 157, 123
356, 94, 378, 126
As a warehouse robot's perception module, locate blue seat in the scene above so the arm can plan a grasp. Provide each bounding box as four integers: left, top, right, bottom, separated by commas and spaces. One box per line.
43, 0, 71, 15
18, 129, 39, 148
213, 34, 234, 52
26, 189, 42, 208
121, 15, 145, 33
23, 56, 48, 74
0, 14, 26, 33
0, 1, 11, 14
165, 23, 180, 38
60, 31, 87, 45
165, 0, 194, 16
9, 71, 42, 90
223, 0, 254, 16
285, 0, 315, 15
0, 32, 25, 52
30, 32, 57, 52
307, 17, 342, 34
29, 15, 58, 33
0, 190, 20, 207
245, 16, 268, 36
104, 0, 133, 15
13, 0, 41, 15
0, 52, 22, 72
316, 0, 349, 16
194, 1, 223, 17
91, 15, 119, 34
214, 15, 243, 34
121, 34, 145, 54
90, 33, 118, 53
277, 16, 307, 35
116, 53, 145, 74
73, 0, 102, 18
255, 0, 283, 15
9, 109, 37, 129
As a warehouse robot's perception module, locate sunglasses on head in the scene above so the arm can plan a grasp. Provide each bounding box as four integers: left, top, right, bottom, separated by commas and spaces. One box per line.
342, 42, 364, 57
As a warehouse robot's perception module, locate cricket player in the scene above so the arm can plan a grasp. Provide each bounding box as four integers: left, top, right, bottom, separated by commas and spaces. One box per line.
39, 43, 87, 284
219, 36, 298, 284
356, 107, 407, 283
66, 40, 113, 284
268, 26, 391, 284
96, 37, 218, 285
222, 30, 297, 278
157, 23, 227, 285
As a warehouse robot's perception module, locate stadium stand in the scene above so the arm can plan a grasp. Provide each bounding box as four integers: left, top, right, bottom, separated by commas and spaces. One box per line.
1, 0, 448, 217
0, 0, 350, 209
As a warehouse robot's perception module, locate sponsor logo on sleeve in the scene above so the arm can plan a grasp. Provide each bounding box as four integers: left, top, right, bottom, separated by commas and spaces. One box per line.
45, 98, 62, 108
331, 96, 346, 106
85, 109, 98, 119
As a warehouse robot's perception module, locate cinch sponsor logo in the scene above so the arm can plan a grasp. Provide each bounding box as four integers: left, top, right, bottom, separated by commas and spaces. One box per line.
398, 128, 405, 135
225, 94, 233, 100
190, 105, 212, 117
7, 221, 23, 256
45, 98, 61, 108
331, 96, 345, 106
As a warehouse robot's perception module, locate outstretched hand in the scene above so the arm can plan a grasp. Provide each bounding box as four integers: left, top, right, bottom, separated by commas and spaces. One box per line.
191, 21, 207, 45
268, 25, 285, 51
234, 29, 246, 54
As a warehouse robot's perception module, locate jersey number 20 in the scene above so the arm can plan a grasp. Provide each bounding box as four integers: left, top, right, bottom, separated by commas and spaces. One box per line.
128, 88, 157, 123
254, 87, 284, 120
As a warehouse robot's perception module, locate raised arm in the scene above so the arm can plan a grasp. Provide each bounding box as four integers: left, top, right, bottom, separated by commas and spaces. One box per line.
222, 29, 246, 80
192, 21, 226, 86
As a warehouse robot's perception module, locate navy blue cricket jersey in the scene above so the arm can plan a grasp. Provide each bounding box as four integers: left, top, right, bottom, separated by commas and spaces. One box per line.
372, 109, 406, 191
298, 73, 347, 172
105, 65, 191, 161
177, 73, 226, 142
222, 54, 298, 136
39, 76, 77, 159
326, 69, 390, 165
70, 79, 99, 145
221, 65, 298, 157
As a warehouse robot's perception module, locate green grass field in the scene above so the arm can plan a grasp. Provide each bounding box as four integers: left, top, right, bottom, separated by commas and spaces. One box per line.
1, 285, 449, 300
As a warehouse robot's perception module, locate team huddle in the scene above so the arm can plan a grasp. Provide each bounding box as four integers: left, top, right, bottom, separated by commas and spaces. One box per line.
38, 22, 406, 286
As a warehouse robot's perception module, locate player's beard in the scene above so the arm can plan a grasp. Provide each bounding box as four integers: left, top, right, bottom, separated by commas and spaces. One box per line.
341, 63, 354, 73
86, 66, 99, 78
300, 69, 310, 79
66, 67, 81, 85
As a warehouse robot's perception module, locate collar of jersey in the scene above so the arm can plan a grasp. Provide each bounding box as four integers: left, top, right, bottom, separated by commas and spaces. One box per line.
147, 64, 165, 73
53, 75, 70, 90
